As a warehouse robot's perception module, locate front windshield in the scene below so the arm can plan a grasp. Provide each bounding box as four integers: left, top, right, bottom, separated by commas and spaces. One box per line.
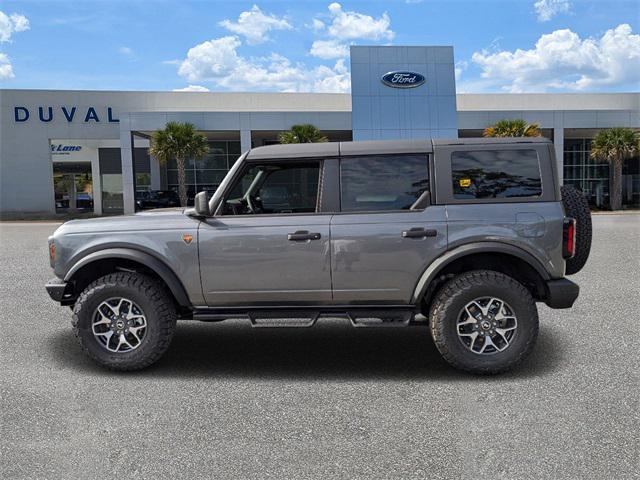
210, 152, 247, 214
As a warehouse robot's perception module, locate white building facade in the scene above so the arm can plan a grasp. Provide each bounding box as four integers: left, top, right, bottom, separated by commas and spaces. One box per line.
1, 46, 638, 215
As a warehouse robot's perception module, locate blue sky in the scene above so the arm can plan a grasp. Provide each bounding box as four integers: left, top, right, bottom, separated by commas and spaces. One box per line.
0, 0, 638, 93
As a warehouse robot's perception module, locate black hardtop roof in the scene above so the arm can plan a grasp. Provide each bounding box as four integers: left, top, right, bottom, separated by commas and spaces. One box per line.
246, 137, 552, 160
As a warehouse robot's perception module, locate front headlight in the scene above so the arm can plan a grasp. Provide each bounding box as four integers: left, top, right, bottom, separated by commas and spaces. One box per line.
48, 238, 56, 268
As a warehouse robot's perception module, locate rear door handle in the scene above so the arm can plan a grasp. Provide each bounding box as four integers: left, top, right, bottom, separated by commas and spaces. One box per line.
402, 227, 437, 238
288, 230, 322, 241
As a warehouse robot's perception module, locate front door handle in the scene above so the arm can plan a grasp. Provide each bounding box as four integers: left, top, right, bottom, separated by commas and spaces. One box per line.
402, 227, 437, 238
288, 230, 322, 241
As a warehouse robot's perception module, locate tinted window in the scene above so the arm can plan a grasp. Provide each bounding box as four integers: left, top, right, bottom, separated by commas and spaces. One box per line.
223, 161, 320, 215
451, 149, 542, 199
340, 155, 429, 212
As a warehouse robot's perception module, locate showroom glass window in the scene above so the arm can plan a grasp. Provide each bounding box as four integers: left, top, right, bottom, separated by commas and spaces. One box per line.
134, 147, 151, 192
340, 155, 429, 211
166, 140, 241, 204
451, 149, 542, 199
563, 138, 610, 208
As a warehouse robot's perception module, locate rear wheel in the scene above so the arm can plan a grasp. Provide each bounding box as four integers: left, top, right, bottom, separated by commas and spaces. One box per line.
561, 185, 592, 275
429, 270, 538, 374
72, 272, 177, 371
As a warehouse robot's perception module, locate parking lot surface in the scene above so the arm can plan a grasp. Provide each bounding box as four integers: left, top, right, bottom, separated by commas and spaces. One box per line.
1, 215, 638, 479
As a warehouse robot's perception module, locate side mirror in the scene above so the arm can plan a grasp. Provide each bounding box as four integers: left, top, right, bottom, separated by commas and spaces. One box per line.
194, 191, 210, 216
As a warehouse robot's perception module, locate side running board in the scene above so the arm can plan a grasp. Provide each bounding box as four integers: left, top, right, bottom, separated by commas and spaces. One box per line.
191, 306, 416, 327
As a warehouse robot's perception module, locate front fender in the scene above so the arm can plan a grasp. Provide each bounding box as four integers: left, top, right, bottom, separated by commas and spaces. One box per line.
64, 248, 192, 307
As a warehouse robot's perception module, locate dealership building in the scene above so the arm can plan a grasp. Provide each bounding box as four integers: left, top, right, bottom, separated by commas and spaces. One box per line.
1, 45, 638, 215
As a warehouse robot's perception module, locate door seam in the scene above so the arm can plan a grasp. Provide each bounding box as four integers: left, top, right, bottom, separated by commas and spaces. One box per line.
328, 214, 334, 300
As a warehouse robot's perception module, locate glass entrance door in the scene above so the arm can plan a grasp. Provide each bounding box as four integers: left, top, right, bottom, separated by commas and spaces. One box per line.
53, 162, 93, 213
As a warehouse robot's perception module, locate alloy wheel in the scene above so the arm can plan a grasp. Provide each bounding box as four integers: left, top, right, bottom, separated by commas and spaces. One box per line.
91, 297, 147, 353
456, 297, 518, 355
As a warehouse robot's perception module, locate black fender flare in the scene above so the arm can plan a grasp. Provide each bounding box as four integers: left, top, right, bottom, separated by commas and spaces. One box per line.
64, 248, 192, 307
411, 242, 551, 304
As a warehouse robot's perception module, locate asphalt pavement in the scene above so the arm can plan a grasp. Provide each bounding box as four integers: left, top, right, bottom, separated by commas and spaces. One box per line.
0, 215, 638, 479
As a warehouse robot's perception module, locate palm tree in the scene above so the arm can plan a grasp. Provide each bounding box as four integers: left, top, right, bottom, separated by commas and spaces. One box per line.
278, 124, 328, 144
483, 119, 542, 138
590, 127, 640, 211
149, 122, 209, 207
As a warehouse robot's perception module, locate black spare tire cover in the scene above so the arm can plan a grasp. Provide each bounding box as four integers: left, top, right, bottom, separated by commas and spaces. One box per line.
561, 185, 592, 275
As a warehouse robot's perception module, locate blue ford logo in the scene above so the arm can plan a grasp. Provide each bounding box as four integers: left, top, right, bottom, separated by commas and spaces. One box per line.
381, 71, 425, 88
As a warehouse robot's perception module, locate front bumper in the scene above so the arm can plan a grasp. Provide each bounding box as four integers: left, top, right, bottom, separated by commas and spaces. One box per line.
544, 278, 579, 309
45, 278, 75, 305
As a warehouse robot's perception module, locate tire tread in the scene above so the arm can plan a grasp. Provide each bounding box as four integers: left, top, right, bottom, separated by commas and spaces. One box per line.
429, 270, 538, 375
561, 185, 592, 275
71, 272, 176, 371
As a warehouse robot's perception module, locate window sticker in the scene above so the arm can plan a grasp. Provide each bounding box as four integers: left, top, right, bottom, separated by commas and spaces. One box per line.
459, 178, 472, 188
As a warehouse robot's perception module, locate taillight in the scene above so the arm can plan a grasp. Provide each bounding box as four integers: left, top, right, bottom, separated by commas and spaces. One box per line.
563, 218, 576, 259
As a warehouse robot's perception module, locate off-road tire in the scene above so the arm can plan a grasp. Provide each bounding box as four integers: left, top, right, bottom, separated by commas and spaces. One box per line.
429, 270, 539, 375
561, 184, 592, 275
72, 272, 177, 371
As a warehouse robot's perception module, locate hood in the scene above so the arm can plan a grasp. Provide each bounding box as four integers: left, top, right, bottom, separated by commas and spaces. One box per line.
134, 207, 185, 216
54, 208, 197, 236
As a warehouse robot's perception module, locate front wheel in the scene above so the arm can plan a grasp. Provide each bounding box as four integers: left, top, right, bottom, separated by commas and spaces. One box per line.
429, 270, 539, 374
72, 272, 177, 371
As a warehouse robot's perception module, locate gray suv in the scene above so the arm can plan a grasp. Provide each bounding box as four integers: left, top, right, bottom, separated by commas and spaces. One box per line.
46, 138, 591, 374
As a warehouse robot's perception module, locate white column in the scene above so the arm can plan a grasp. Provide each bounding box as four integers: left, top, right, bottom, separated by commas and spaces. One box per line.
91, 150, 102, 215
554, 127, 564, 186
120, 124, 136, 215
240, 129, 252, 153
150, 155, 161, 190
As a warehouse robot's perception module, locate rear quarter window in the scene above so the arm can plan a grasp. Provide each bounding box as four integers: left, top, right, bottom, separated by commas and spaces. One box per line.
451, 149, 542, 200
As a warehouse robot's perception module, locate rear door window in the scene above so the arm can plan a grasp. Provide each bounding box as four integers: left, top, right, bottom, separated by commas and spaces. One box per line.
340, 154, 429, 212
451, 149, 542, 199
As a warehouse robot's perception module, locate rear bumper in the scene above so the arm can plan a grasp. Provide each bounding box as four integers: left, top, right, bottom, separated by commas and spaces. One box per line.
544, 278, 579, 309
45, 278, 75, 305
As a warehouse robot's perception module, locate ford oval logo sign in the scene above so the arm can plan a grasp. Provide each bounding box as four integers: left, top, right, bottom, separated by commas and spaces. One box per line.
381, 71, 425, 88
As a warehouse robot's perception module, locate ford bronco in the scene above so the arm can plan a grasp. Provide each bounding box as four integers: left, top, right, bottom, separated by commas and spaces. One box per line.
46, 138, 592, 374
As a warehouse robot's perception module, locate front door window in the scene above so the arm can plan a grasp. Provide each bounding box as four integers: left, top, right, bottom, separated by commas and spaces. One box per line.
222, 161, 320, 215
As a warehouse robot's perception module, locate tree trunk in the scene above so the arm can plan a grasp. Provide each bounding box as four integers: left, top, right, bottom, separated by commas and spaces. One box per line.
176, 157, 188, 207
610, 158, 623, 211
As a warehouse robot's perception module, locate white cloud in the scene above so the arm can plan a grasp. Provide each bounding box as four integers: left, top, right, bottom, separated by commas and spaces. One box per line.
118, 46, 134, 56
0, 52, 14, 79
0, 11, 28, 79
219, 5, 292, 45
310, 39, 349, 59
0, 11, 29, 43
177, 35, 350, 93
173, 85, 210, 92
471, 24, 640, 92
325, 3, 393, 41
178, 36, 243, 82
311, 18, 325, 32
310, 59, 351, 93
534, 0, 571, 22
308, 3, 394, 59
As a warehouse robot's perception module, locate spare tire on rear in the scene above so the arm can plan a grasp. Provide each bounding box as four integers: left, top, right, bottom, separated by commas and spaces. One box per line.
561, 185, 592, 275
